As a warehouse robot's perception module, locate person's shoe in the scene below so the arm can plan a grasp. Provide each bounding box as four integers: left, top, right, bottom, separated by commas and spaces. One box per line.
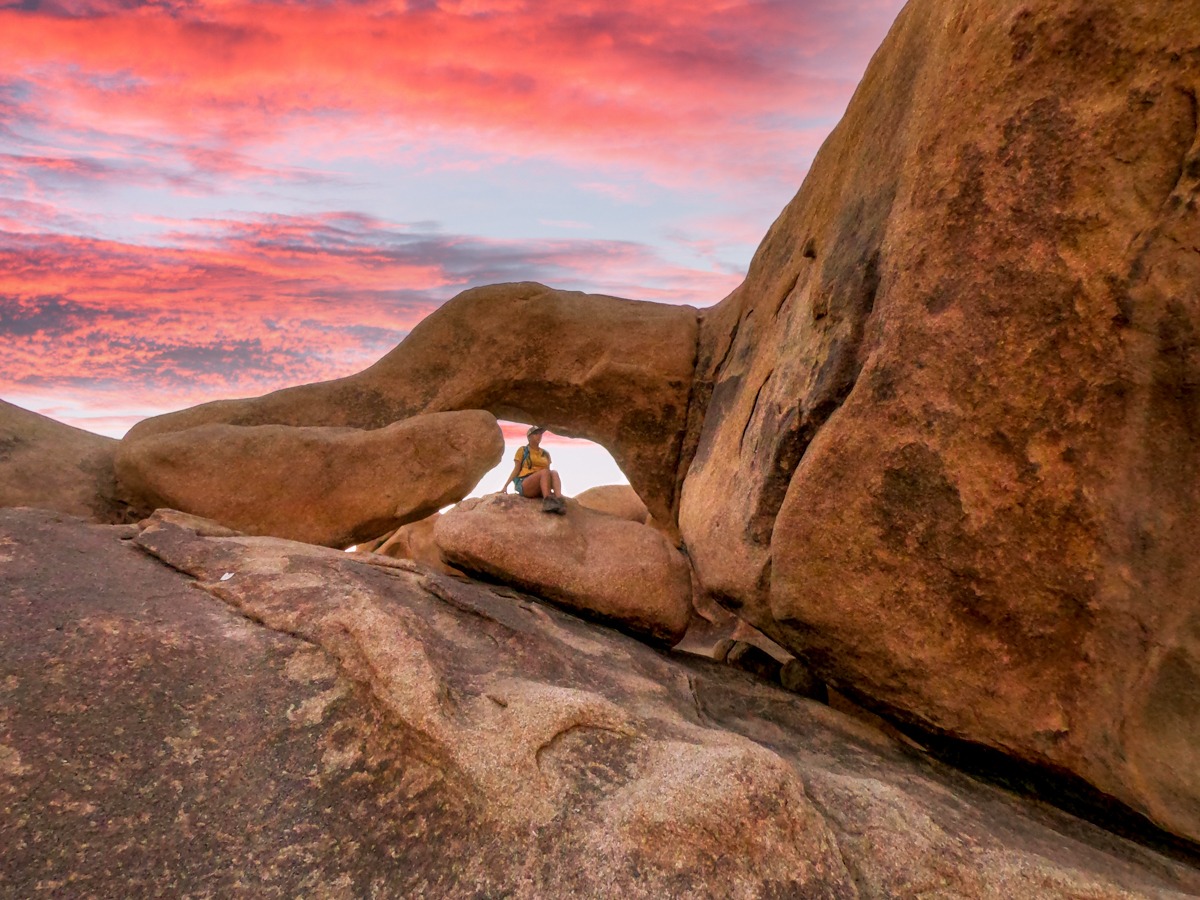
541, 496, 558, 513
549, 496, 567, 515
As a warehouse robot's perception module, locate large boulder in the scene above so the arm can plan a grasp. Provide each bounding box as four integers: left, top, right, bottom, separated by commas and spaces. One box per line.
678, 0, 1200, 843
114, 410, 503, 547
573, 484, 650, 524
3, 507, 1199, 897
0, 399, 125, 521
434, 493, 692, 646
123, 283, 699, 528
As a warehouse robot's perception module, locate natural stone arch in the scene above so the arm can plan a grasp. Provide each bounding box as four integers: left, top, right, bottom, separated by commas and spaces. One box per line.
123, 283, 700, 528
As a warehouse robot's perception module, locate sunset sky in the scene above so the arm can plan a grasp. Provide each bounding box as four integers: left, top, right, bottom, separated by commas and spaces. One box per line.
1, 0, 906, 457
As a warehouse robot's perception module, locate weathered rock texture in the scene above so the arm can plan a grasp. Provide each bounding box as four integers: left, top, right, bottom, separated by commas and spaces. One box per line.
435, 493, 692, 646
115, 410, 502, 547
124, 283, 698, 527
574, 484, 651, 524
678, 0, 1200, 845
2, 507, 1198, 898
0, 399, 124, 521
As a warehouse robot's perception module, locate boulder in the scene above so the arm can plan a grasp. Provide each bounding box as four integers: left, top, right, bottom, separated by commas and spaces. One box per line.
114, 410, 503, 547
123, 283, 698, 529
373, 512, 461, 575
0, 399, 126, 521
2, 506, 1198, 897
434, 493, 692, 646
678, 0, 1200, 843
573, 484, 650, 524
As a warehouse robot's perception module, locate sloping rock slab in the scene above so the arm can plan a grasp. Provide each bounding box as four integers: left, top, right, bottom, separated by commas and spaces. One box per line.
435, 493, 691, 645
0, 399, 126, 521
1, 508, 1198, 898
114, 409, 503, 547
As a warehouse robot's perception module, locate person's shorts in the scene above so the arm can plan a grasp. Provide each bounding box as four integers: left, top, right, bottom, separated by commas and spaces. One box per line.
512, 475, 526, 495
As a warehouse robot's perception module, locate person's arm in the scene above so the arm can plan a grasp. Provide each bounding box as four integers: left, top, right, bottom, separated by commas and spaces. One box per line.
500, 455, 523, 492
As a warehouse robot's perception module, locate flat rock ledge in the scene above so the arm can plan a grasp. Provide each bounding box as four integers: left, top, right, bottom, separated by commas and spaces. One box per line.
1, 507, 1198, 898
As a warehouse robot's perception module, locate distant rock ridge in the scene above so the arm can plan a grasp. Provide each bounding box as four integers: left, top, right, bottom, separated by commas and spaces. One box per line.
0, 399, 128, 522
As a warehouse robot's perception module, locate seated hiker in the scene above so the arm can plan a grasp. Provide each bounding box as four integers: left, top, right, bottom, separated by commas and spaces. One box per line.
502, 425, 565, 513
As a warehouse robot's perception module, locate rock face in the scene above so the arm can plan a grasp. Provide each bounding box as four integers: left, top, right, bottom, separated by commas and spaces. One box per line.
2, 507, 1198, 898
0, 399, 125, 521
124, 283, 698, 528
574, 484, 650, 524
435, 493, 692, 646
675, 0, 1200, 844
114, 410, 503, 547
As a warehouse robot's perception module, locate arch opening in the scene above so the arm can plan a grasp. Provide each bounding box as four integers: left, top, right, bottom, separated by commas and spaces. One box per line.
465, 420, 630, 501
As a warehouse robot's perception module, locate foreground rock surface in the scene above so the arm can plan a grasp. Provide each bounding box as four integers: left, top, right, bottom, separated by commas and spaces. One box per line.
124, 283, 698, 528
435, 493, 692, 645
0, 399, 124, 521
115, 410, 503, 547
1, 508, 1198, 898
677, 0, 1200, 843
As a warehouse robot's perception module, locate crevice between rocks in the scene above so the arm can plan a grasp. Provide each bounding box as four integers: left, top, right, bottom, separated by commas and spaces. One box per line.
739, 372, 773, 455
886, 715, 1200, 868
666, 306, 705, 523
1167, 86, 1200, 203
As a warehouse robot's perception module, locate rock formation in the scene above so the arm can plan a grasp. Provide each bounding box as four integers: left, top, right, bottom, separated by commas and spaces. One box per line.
434, 494, 692, 646
573, 484, 650, 524
21, 0, 1199, 853
114, 410, 503, 547
123, 283, 698, 528
674, 0, 1200, 845
3, 507, 1198, 898
0, 399, 125, 521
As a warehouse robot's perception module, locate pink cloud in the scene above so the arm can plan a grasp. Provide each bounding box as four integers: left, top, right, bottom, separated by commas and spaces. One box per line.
0, 0, 906, 435
0, 0, 904, 187
0, 210, 741, 424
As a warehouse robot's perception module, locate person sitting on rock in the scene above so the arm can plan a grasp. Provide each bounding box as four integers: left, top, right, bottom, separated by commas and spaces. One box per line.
502, 425, 565, 513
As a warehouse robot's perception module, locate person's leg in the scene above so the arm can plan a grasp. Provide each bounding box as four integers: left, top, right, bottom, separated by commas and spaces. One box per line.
549, 469, 562, 497
521, 470, 547, 498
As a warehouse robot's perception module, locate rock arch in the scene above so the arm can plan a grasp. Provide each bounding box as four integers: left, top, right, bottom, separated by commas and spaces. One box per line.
124, 282, 700, 529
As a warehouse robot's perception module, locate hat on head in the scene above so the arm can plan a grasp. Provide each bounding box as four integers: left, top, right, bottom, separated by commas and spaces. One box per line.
526, 425, 546, 436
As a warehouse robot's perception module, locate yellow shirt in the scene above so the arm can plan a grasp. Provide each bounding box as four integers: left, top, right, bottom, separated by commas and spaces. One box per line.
515, 445, 551, 478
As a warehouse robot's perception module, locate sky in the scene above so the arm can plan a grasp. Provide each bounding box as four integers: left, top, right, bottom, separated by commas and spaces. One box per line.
0, 0, 906, 491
